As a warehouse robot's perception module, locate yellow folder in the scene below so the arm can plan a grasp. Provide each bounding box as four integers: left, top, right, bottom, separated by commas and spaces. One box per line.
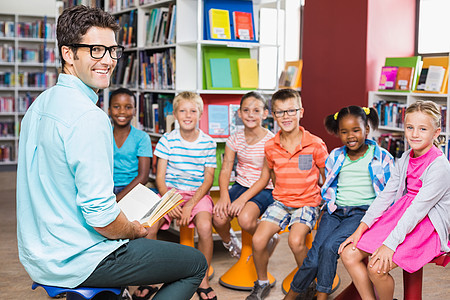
237, 58, 258, 88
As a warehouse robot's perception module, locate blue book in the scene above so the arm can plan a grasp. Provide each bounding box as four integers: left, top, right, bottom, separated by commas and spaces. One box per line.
210, 58, 233, 88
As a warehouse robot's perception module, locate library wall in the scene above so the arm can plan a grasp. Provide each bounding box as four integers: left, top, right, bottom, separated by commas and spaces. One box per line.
301, 0, 416, 150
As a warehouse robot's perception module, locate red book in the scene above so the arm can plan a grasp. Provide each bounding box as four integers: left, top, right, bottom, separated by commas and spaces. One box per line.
233, 11, 254, 41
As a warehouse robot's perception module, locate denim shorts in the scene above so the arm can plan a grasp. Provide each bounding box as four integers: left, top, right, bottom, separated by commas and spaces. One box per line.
261, 200, 319, 230
228, 182, 274, 216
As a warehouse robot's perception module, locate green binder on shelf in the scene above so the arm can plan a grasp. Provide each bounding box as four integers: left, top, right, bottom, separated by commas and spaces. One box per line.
384, 56, 422, 92
203, 46, 251, 90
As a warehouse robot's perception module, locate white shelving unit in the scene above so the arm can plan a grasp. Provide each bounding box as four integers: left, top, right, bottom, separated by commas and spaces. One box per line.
0, 13, 58, 165
368, 90, 449, 158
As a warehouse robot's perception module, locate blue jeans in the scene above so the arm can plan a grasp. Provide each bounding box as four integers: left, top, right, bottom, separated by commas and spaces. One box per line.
228, 182, 274, 216
81, 238, 208, 300
290, 205, 368, 294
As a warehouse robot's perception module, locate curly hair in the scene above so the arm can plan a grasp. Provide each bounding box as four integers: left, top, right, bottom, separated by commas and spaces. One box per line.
57, 5, 120, 70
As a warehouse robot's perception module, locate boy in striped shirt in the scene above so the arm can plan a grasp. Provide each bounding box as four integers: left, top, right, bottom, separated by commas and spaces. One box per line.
149, 91, 218, 300
246, 89, 328, 300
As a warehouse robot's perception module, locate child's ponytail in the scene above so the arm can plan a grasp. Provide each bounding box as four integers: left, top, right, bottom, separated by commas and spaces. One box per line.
325, 106, 379, 136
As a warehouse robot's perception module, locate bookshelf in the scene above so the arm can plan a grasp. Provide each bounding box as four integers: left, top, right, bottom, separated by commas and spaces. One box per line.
368, 90, 449, 160
0, 13, 58, 165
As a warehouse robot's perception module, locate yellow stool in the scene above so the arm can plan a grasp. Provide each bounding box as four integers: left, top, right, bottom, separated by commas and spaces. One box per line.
281, 231, 340, 294
179, 225, 214, 280
218, 230, 276, 290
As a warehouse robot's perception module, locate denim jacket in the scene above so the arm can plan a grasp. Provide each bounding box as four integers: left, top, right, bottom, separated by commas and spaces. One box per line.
321, 139, 394, 214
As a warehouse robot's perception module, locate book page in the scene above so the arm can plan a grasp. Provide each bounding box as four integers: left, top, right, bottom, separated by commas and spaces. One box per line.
117, 183, 161, 222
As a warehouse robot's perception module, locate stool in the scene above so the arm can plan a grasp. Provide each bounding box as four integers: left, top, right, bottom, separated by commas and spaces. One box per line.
179, 225, 214, 280
219, 230, 276, 290
32, 282, 122, 300
334, 253, 449, 300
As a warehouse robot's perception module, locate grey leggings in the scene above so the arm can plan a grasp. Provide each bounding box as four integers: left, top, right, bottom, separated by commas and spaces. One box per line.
81, 238, 208, 300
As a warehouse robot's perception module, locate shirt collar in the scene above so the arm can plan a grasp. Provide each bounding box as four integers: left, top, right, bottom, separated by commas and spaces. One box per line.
274, 126, 312, 151
56, 74, 99, 105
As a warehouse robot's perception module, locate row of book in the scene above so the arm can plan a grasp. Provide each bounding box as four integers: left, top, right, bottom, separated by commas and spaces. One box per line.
17, 20, 56, 39
117, 10, 137, 48
205, 0, 255, 42
139, 48, 175, 90
375, 100, 447, 132
139, 92, 174, 134
112, 52, 138, 87
0, 45, 14, 63
378, 56, 448, 94
375, 101, 407, 129
0, 122, 14, 137
0, 21, 15, 38
0, 71, 57, 88
378, 134, 405, 159
17, 46, 57, 64
0, 94, 35, 113
144, 4, 176, 46
0, 144, 13, 162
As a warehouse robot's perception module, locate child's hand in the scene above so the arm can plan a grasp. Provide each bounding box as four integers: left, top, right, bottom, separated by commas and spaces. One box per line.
369, 245, 395, 274
178, 204, 194, 227
338, 231, 362, 254
168, 206, 182, 220
214, 196, 231, 219
228, 197, 246, 217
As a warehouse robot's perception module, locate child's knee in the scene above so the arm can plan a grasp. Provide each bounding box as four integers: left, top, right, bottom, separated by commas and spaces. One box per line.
237, 214, 256, 231
196, 220, 213, 237
252, 233, 269, 251
212, 214, 228, 228
288, 235, 306, 252
340, 247, 358, 266
367, 265, 388, 281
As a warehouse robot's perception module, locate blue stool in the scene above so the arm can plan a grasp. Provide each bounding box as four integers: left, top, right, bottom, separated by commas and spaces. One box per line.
32, 282, 122, 300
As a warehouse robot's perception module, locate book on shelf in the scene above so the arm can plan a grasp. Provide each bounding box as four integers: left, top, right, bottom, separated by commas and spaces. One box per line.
208, 8, 232, 40
378, 134, 405, 159
279, 60, 302, 89
118, 183, 183, 227
139, 49, 175, 90
0, 144, 13, 162
394, 67, 414, 90
384, 56, 422, 91
233, 11, 254, 41
414, 56, 449, 94
208, 105, 229, 137
229, 104, 244, 136
415, 68, 429, 91
378, 66, 398, 90
237, 58, 258, 88
375, 101, 406, 128
424, 65, 446, 92
212, 142, 226, 186
209, 58, 233, 88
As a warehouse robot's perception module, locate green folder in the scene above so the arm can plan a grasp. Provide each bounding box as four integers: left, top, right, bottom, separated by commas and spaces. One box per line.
203, 46, 251, 90
385, 56, 422, 92
210, 58, 233, 88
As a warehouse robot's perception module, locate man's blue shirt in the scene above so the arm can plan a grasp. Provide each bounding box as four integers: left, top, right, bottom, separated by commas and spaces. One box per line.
16, 74, 127, 288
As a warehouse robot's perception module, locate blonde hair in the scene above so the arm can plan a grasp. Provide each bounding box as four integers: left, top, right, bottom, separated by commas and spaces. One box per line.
405, 100, 443, 146
173, 91, 204, 114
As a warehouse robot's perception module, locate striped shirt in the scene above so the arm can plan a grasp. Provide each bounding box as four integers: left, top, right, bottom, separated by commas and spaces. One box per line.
321, 139, 394, 213
265, 126, 328, 208
227, 129, 274, 189
154, 129, 217, 191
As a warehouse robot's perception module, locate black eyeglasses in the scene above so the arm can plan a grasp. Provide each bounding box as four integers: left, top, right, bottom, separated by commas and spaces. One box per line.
273, 108, 301, 118
68, 44, 124, 60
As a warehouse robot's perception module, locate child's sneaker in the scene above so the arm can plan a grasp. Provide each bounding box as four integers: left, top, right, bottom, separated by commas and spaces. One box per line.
246, 281, 271, 300
222, 228, 241, 258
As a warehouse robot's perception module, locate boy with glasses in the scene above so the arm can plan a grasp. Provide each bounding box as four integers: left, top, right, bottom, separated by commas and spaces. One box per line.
245, 89, 328, 300
16, 6, 207, 300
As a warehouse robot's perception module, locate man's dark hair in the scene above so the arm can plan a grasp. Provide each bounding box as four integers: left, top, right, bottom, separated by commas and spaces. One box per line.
109, 88, 136, 107
57, 5, 120, 71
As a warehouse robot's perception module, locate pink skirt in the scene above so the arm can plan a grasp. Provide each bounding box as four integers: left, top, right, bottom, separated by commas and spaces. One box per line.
357, 193, 446, 273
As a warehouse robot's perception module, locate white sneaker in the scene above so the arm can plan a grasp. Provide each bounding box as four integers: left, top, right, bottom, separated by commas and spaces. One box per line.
266, 233, 280, 257
222, 228, 242, 258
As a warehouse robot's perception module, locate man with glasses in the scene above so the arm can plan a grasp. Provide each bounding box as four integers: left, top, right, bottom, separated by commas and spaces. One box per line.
16, 6, 207, 300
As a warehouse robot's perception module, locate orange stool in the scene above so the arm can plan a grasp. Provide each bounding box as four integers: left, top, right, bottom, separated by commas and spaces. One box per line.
281, 224, 340, 295
219, 230, 276, 290
179, 225, 214, 280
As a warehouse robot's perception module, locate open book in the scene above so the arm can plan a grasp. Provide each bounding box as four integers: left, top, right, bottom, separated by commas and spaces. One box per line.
118, 183, 183, 227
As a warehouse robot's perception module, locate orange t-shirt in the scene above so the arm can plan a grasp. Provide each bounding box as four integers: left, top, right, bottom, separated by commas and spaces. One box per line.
265, 126, 328, 208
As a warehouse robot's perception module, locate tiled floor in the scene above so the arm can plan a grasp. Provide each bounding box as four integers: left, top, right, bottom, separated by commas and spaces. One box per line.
1, 171, 449, 299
